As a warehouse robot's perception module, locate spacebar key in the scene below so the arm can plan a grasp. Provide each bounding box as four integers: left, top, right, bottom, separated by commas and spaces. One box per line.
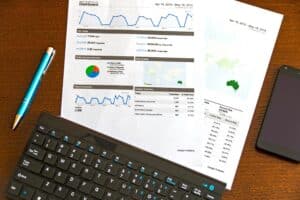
15, 168, 44, 188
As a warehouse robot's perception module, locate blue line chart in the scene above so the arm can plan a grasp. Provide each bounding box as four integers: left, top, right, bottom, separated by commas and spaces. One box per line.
79, 11, 192, 28
75, 94, 131, 106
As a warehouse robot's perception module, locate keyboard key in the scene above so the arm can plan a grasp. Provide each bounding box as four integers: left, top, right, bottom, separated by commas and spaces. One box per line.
152, 170, 165, 181
118, 168, 132, 181
26, 144, 46, 161
81, 153, 94, 165
31, 132, 45, 146
7, 181, 22, 196
67, 190, 81, 200
131, 173, 145, 186
182, 193, 194, 200
165, 177, 177, 186
106, 177, 121, 191
139, 165, 153, 175
113, 155, 126, 165
33, 190, 47, 200
105, 162, 119, 176
79, 181, 93, 194
81, 167, 95, 180
145, 193, 160, 200
132, 188, 146, 200
57, 157, 71, 170
205, 193, 218, 200
208, 184, 215, 192
37, 125, 49, 134
63, 135, 76, 144
66, 175, 81, 189
42, 165, 56, 178
20, 156, 43, 173
70, 162, 83, 175
144, 178, 158, 192
120, 182, 133, 196
93, 157, 106, 170
179, 182, 190, 191
100, 150, 113, 159
75, 140, 88, 149
19, 186, 34, 200
103, 191, 119, 200
15, 168, 44, 188
68, 148, 82, 160
54, 170, 68, 184
42, 180, 56, 193
127, 160, 138, 170
156, 183, 170, 196
88, 145, 100, 154
192, 188, 202, 197
49, 130, 63, 139
54, 185, 68, 199
93, 172, 107, 185
56, 142, 69, 155
168, 188, 183, 200
91, 185, 105, 199
44, 137, 58, 151
44, 153, 57, 165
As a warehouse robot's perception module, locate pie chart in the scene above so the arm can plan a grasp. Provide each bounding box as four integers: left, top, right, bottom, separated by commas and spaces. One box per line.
86, 65, 100, 78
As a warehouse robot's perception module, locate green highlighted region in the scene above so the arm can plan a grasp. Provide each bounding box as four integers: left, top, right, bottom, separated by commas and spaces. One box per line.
227, 80, 239, 91
177, 80, 183, 85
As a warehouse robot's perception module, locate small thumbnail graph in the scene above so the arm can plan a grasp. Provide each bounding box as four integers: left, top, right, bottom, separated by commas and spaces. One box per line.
79, 11, 192, 29
75, 94, 131, 106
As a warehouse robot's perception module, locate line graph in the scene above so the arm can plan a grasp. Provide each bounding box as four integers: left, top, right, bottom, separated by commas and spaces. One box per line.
75, 94, 131, 106
79, 11, 192, 28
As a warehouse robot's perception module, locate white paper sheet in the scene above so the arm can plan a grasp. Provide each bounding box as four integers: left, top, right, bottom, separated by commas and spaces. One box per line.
62, 0, 206, 173
61, 0, 283, 190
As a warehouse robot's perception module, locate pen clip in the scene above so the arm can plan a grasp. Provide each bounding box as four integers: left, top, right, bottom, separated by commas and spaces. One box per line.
43, 49, 56, 75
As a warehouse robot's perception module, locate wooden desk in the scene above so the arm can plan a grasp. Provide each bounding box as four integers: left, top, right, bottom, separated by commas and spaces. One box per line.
0, 1, 299, 199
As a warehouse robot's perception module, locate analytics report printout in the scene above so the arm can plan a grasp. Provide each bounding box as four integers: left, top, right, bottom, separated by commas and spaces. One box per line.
61, 0, 283, 189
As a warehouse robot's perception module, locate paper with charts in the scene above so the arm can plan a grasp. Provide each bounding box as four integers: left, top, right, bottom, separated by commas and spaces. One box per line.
61, 0, 283, 189
62, 0, 204, 181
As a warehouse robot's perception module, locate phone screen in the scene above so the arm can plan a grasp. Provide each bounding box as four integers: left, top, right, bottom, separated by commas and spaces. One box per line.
257, 66, 300, 161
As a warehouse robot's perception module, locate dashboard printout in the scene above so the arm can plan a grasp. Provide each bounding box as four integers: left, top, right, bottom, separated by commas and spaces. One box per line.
62, 0, 205, 176
61, 0, 283, 189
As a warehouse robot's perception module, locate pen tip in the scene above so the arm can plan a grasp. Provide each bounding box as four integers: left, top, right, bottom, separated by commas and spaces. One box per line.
12, 115, 21, 130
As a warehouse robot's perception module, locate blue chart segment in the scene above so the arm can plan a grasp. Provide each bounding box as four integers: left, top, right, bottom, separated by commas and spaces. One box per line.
79, 11, 192, 28
75, 95, 131, 106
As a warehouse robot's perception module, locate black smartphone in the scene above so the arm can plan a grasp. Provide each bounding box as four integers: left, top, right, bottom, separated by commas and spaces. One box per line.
256, 65, 300, 162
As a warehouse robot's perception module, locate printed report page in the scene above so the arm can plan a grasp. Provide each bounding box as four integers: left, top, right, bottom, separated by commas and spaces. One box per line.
62, 0, 206, 170
61, 0, 283, 190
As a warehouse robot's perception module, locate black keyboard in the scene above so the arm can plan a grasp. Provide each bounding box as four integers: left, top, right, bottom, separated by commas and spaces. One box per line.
6, 112, 225, 200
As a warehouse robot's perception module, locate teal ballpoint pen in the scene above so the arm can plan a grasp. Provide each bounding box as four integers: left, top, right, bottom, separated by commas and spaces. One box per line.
12, 47, 56, 130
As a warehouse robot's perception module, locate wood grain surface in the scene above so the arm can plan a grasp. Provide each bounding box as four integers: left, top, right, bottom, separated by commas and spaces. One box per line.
0, 1, 299, 199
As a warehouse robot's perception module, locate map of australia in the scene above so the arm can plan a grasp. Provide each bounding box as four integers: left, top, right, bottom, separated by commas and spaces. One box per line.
203, 18, 255, 101
203, 46, 255, 100
227, 80, 239, 91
